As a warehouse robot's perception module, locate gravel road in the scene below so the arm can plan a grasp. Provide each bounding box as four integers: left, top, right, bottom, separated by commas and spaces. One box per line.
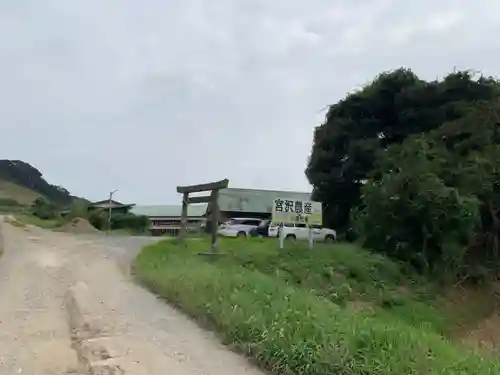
0, 220, 264, 374
83, 234, 161, 276
0, 222, 78, 374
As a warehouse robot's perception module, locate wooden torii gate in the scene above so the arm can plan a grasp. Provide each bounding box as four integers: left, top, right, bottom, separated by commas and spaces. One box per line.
176, 179, 229, 253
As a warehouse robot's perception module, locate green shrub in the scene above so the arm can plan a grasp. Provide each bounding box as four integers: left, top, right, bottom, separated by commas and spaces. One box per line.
88, 209, 149, 232
30, 197, 59, 220
88, 209, 107, 230
111, 213, 149, 232
353, 137, 480, 277
65, 200, 90, 220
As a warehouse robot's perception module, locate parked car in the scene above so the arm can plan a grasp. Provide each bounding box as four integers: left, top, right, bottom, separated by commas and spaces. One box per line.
268, 222, 336, 243
249, 219, 271, 237
218, 218, 263, 237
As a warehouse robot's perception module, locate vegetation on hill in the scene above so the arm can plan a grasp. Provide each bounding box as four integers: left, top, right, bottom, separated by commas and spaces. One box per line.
0, 160, 79, 205
0, 159, 148, 233
135, 238, 500, 375
306, 69, 500, 281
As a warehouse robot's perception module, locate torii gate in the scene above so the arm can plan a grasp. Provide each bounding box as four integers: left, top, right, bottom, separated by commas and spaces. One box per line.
176, 179, 229, 253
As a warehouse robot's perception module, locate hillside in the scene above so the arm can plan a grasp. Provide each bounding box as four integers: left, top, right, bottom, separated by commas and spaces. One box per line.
0, 160, 83, 206
0, 180, 41, 205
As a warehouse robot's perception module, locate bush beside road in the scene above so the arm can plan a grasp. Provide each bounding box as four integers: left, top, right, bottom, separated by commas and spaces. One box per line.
134, 237, 500, 375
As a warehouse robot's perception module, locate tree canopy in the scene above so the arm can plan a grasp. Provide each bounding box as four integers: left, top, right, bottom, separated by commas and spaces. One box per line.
306, 68, 500, 279
306, 69, 500, 230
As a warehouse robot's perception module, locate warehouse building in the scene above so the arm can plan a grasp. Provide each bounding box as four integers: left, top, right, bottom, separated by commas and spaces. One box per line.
132, 187, 312, 236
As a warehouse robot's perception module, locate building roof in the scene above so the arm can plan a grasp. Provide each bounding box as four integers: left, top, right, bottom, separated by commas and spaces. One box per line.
131, 203, 208, 218
130, 188, 311, 218
218, 188, 311, 214
90, 199, 135, 209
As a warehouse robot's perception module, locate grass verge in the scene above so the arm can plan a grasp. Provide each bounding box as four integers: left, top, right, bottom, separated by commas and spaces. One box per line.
135, 238, 500, 374
14, 214, 63, 229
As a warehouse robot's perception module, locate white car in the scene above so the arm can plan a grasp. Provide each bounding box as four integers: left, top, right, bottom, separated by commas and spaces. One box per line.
268, 222, 336, 243
218, 218, 263, 237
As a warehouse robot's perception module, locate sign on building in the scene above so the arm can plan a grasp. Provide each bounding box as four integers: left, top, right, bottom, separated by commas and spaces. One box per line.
271, 198, 323, 226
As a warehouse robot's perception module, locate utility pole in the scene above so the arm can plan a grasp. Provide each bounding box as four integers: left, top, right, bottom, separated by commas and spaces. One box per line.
107, 189, 117, 235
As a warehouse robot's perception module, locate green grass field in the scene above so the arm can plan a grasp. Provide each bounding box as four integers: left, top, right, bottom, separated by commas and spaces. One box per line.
134, 237, 500, 374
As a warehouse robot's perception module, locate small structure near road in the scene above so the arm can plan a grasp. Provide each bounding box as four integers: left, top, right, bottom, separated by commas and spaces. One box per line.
87, 200, 135, 215
176, 179, 229, 252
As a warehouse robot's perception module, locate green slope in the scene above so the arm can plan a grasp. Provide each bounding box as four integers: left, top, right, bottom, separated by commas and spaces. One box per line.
0, 179, 41, 205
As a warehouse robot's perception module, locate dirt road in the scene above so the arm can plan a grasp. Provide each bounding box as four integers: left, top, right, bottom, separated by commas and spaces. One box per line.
0, 219, 264, 374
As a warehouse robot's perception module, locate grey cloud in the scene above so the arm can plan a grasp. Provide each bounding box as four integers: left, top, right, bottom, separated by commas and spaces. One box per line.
0, 0, 499, 204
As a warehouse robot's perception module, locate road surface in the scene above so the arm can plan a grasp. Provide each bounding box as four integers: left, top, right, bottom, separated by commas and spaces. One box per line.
0, 219, 264, 374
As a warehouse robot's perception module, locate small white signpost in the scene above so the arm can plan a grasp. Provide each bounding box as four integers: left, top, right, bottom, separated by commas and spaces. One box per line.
271, 198, 323, 249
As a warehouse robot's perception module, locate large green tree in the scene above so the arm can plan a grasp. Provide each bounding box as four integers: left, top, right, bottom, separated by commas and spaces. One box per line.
306, 69, 500, 230
354, 100, 500, 278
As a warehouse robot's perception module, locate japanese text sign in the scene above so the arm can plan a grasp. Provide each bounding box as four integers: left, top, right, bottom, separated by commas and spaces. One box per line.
272, 198, 323, 226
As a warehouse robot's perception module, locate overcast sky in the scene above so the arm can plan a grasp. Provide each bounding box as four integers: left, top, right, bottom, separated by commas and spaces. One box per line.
1, 0, 499, 204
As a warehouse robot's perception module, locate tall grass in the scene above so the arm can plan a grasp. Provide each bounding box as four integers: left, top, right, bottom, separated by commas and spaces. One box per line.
134, 238, 500, 374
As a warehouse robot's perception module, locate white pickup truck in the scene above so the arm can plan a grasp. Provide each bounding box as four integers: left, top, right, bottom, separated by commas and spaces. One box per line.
268, 222, 336, 243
